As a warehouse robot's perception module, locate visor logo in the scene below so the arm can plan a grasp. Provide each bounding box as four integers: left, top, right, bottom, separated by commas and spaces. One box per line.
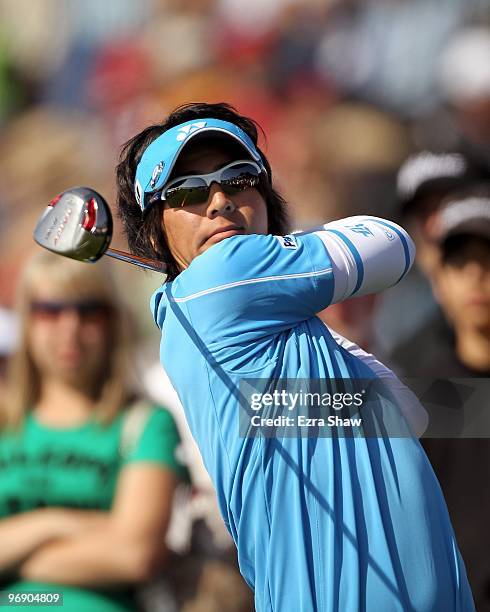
150, 161, 164, 188
134, 179, 142, 207
176, 121, 207, 142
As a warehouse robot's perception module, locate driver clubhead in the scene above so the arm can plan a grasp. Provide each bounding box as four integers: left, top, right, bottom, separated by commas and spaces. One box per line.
33, 187, 113, 263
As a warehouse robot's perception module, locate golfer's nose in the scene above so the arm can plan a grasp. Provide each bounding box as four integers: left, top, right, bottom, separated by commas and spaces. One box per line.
207, 184, 236, 218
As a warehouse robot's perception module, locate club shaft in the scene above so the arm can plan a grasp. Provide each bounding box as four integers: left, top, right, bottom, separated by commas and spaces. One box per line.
106, 248, 167, 273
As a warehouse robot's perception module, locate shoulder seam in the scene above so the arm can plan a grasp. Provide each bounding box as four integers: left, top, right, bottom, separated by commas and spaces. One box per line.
170, 267, 333, 303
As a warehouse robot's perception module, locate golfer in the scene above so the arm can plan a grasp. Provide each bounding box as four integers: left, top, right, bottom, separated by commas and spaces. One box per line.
117, 103, 474, 611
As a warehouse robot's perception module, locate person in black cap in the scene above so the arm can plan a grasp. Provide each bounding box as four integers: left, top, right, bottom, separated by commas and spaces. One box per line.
378, 151, 480, 376
421, 185, 490, 610
396, 151, 477, 275
431, 185, 490, 377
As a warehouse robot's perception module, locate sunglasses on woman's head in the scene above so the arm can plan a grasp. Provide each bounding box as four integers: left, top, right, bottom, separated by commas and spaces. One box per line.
146, 160, 266, 209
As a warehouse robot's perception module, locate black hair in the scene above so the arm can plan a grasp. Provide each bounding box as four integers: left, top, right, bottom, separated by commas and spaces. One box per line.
116, 102, 290, 280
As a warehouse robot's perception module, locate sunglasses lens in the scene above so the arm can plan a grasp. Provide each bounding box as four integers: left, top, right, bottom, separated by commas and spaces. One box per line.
160, 161, 264, 208
31, 302, 64, 318
31, 300, 109, 320
221, 163, 262, 195
164, 177, 209, 208
76, 301, 110, 317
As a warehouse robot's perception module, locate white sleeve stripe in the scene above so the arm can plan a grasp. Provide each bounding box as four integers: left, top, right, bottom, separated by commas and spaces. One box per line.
170, 267, 333, 303
324, 229, 364, 296
313, 230, 357, 302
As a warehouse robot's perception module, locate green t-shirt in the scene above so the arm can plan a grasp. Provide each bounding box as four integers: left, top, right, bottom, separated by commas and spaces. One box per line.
0, 404, 187, 612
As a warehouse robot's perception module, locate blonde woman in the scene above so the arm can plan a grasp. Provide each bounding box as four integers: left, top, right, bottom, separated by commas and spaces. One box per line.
0, 252, 186, 612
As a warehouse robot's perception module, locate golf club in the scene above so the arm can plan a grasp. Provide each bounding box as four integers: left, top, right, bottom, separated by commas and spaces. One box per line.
33, 187, 167, 273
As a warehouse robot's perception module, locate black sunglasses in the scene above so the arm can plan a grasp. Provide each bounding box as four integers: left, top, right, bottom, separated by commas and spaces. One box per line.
31, 300, 111, 319
146, 159, 266, 209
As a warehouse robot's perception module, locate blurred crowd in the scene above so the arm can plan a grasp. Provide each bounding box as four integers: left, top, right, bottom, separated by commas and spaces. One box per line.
0, 0, 489, 610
